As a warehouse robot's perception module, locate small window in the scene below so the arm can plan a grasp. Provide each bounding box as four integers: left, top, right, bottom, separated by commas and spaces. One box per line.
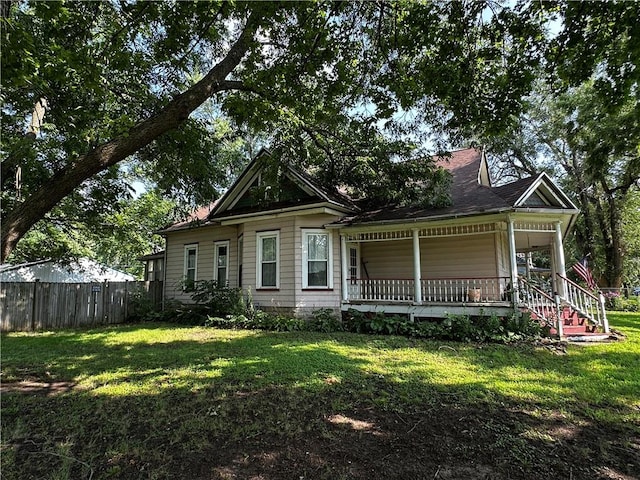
257, 231, 279, 288
302, 230, 332, 288
184, 245, 198, 284
146, 260, 155, 282
214, 241, 230, 286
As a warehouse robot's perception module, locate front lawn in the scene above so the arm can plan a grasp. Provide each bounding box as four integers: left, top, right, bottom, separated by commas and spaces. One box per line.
1, 313, 639, 479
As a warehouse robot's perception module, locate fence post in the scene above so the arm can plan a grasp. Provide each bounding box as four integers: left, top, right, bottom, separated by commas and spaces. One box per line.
102, 280, 108, 323
31, 279, 40, 331
124, 280, 129, 321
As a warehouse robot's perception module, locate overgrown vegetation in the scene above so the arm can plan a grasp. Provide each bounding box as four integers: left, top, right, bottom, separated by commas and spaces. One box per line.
135, 282, 542, 343
604, 292, 640, 312
1, 313, 638, 479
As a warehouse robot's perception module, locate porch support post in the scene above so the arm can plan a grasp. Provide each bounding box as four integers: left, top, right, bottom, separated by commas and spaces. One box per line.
412, 228, 422, 304
507, 218, 520, 305
554, 222, 566, 298
340, 234, 349, 302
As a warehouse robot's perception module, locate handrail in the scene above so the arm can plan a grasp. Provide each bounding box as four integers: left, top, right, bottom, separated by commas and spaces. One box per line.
557, 274, 600, 301
518, 277, 560, 331
556, 273, 609, 333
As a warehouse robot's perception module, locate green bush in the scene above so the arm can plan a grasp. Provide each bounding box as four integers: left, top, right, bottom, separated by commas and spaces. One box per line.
187, 280, 245, 317
609, 295, 639, 312
342, 309, 540, 343
308, 309, 343, 332
205, 311, 306, 332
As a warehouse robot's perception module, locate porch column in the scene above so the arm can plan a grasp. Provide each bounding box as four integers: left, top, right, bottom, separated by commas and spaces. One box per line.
412, 229, 422, 304
340, 234, 349, 302
507, 218, 520, 304
554, 222, 566, 298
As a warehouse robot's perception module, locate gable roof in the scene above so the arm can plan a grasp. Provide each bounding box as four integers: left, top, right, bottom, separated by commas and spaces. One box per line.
0, 258, 135, 283
160, 149, 357, 233
493, 172, 578, 210
331, 147, 578, 227
161, 146, 579, 234
208, 149, 356, 221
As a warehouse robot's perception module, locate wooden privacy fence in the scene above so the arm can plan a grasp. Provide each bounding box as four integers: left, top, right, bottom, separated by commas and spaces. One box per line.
0, 280, 163, 332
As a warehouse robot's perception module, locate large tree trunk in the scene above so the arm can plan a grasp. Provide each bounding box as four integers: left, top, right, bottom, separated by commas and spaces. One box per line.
1, 12, 260, 262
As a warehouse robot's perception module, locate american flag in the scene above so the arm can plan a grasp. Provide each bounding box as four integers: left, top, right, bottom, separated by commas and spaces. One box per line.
572, 256, 597, 290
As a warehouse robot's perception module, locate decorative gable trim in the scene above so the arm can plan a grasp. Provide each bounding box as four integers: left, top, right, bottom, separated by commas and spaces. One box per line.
208, 148, 355, 220
478, 148, 492, 187
513, 173, 578, 211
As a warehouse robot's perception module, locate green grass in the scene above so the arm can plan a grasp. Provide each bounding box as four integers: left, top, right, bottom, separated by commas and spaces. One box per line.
2, 313, 639, 479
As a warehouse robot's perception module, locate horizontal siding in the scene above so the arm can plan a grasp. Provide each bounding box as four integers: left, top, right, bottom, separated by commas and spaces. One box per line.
360, 234, 500, 280
164, 225, 239, 303
242, 217, 296, 309
361, 240, 413, 279
295, 214, 343, 311
496, 231, 508, 277
422, 234, 498, 278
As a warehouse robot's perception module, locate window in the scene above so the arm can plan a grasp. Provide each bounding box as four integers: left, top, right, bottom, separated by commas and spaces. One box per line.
147, 258, 164, 281
146, 260, 155, 281
184, 245, 198, 283
214, 241, 230, 285
257, 231, 279, 288
302, 230, 332, 288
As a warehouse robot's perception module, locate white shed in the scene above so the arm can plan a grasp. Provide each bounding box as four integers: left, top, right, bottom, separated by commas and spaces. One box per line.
0, 259, 135, 283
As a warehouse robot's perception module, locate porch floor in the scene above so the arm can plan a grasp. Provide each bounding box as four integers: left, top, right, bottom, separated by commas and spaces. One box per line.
342, 300, 513, 319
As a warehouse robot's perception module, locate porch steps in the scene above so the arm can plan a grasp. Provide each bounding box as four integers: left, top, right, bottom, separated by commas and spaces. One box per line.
527, 305, 605, 339
549, 307, 606, 340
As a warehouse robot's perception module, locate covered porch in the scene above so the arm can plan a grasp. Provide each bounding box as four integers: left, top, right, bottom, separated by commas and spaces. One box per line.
336, 215, 572, 319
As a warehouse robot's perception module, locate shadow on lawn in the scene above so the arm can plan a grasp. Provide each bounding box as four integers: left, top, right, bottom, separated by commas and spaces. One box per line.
1, 321, 639, 480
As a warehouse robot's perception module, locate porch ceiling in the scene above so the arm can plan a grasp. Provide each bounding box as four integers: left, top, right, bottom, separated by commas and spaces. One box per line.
514, 230, 554, 251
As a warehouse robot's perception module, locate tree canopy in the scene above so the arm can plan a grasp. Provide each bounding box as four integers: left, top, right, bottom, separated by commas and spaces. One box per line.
1, 0, 549, 261
2, 0, 638, 280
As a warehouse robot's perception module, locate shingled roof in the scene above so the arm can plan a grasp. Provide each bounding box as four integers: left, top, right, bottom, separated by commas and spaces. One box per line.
161, 147, 574, 234
331, 147, 571, 227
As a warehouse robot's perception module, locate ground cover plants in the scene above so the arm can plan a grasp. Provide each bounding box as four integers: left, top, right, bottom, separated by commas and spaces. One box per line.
1, 312, 638, 479
139, 282, 543, 343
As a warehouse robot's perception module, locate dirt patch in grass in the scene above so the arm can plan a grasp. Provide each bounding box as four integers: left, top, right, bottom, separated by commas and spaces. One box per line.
2, 371, 639, 479
0, 381, 76, 396
172, 404, 638, 480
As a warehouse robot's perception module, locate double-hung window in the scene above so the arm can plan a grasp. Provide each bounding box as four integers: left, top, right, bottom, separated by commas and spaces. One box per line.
302, 230, 332, 288
214, 241, 230, 286
184, 244, 198, 284
257, 231, 279, 288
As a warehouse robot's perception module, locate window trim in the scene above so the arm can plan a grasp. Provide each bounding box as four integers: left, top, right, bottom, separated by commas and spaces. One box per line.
213, 240, 230, 285
183, 244, 198, 284
302, 229, 333, 289
237, 235, 244, 287
256, 230, 280, 289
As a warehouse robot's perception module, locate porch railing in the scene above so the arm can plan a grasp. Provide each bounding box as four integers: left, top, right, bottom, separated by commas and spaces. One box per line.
347, 277, 510, 304
556, 274, 609, 333
518, 277, 560, 332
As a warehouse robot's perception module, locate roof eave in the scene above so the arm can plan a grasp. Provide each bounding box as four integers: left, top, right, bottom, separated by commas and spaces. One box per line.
327, 207, 515, 229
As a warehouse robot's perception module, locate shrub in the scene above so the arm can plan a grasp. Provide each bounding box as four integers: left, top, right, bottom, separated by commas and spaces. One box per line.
187, 280, 245, 317
308, 309, 343, 333
342, 309, 540, 343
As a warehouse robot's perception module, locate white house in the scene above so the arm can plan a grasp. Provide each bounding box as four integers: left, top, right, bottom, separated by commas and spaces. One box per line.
158, 148, 608, 337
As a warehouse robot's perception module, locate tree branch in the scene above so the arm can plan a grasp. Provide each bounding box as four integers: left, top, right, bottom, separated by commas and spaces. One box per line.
1, 10, 263, 261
